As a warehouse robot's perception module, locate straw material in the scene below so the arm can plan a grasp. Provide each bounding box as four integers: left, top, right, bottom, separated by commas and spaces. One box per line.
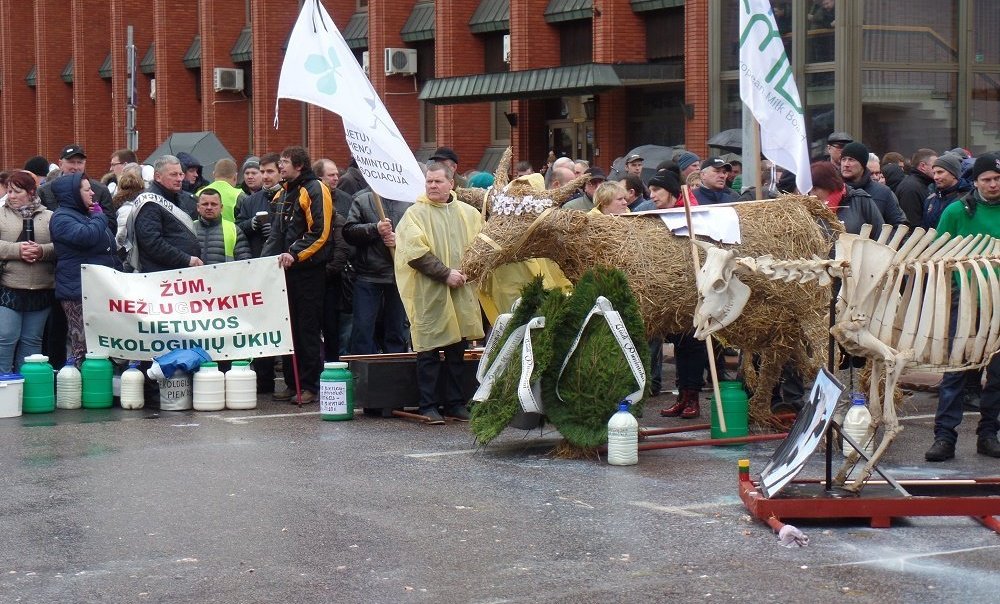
462, 193, 843, 423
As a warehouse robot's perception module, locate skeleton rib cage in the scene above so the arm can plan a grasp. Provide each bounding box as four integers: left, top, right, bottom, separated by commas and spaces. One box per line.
737, 224, 1000, 372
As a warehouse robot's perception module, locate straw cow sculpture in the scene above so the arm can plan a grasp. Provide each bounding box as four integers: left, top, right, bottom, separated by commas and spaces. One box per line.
459, 150, 843, 418
691, 224, 1000, 491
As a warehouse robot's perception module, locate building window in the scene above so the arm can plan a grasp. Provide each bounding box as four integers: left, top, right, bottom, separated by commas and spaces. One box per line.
971, 73, 1000, 155
646, 8, 684, 61
492, 101, 512, 144
483, 33, 509, 74
421, 102, 436, 146
862, 0, 958, 64
559, 20, 593, 66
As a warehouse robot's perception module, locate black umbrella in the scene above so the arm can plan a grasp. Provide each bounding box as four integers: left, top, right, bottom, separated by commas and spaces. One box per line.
143, 131, 234, 180
609, 144, 685, 183
707, 129, 743, 154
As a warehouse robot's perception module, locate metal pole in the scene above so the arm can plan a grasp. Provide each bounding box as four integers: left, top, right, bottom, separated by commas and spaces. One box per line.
126, 26, 138, 151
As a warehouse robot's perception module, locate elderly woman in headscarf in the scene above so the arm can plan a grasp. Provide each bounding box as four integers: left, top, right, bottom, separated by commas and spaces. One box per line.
0, 171, 56, 372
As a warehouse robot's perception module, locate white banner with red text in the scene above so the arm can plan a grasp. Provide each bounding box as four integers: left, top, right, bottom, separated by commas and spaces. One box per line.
81, 258, 294, 361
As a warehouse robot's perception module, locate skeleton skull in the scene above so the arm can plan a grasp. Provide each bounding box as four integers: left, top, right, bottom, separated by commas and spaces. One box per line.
692, 245, 752, 339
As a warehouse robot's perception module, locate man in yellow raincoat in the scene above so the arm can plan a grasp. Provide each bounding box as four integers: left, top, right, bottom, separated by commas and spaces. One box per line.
394, 162, 485, 424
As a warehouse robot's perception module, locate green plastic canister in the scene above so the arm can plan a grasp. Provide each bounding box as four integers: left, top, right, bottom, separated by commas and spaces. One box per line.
710, 380, 749, 443
320, 362, 353, 421
21, 354, 55, 414
81, 353, 114, 409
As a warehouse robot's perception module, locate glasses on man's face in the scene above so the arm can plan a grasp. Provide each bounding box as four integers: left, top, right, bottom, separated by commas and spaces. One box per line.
827, 143, 844, 150
110, 161, 122, 168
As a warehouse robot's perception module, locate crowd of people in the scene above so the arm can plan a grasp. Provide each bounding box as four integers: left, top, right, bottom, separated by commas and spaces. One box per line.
565, 134, 998, 462
1, 135, 998, 455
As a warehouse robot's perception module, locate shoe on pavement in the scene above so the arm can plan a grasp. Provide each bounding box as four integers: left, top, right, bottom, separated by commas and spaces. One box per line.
445, 405, 471, 421
419, 408, 445, 425
977, 435, 1000, 458
295, 390, 317, 405
925, 439, 955, 462
272, 388, 295, 401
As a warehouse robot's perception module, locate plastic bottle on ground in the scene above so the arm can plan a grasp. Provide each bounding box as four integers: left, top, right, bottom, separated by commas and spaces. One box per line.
120, 362, 145, 409
607, 400, 639, 466
843, 392, 875, 459
56, 358, 82, 410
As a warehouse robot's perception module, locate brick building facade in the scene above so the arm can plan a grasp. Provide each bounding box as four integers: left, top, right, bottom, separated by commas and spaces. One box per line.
0, 0, 705, 179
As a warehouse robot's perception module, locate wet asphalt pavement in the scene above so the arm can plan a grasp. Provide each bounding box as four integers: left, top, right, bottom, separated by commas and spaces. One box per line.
1, 366, 999, 604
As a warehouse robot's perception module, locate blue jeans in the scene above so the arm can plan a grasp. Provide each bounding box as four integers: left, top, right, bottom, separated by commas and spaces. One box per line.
0, 305, 52, 373
935, 289, 1000, 443
349, 280, 408, 354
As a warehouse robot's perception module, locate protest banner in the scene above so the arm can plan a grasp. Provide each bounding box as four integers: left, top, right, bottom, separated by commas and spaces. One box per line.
81, 258, 294, 361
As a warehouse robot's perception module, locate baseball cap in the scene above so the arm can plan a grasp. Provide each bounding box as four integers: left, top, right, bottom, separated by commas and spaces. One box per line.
60, 144, 86, 160
700, 157, 732, 171
625, 154, 644, 164
429, 147, 459, 164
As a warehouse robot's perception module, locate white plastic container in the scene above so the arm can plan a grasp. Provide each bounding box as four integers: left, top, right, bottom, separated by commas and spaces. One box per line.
225, 361, 257, 410
193, 362, 226, 411
120, 362, 145, 409
159, 369, 192, 411
607, 401, 639, 466
843, 392, 875, 459
56, 359, 82, 410
0, 374, 25, 418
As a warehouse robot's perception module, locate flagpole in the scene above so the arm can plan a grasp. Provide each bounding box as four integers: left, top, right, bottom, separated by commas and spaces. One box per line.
372, 191, 395, 258
681, 184, 727, 433
749, 113, 763, 200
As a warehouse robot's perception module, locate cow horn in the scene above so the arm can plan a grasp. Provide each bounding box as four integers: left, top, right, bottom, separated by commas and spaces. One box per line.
494, 147, 513, 189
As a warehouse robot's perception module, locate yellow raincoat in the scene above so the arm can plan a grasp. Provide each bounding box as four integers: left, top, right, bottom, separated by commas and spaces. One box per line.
394, 191, 485, 352
477, 174, 573, 322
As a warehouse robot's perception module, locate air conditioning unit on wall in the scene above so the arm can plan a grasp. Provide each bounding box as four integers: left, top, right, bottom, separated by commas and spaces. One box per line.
213, 67, 244, 92
384, 48, 417, 76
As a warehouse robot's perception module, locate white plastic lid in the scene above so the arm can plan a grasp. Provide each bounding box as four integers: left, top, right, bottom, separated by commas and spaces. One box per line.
324, 362, 349, 370
86, 352, 110, 360
24, 354, 49, 363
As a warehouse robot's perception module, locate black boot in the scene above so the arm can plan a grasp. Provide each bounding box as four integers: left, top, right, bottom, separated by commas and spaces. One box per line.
925, 439, 955, 462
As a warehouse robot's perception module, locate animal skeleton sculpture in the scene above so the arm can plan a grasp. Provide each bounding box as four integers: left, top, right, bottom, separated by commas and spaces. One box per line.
459, 150, 842, 416
692, 223, 1000, 491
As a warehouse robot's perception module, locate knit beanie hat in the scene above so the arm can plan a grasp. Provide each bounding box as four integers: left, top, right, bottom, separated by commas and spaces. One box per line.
932, 153, 962, 179
242, 156, 261, 173
970, 153, 1000, 181
840, 141, 870, 165
675, 151, 700, 172
648, 170, 681, 198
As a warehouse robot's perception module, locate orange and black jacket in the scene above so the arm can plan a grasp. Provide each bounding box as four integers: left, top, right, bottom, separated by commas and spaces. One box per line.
262, 168, 334, 269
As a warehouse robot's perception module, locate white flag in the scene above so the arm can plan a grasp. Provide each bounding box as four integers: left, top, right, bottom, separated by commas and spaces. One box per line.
739, 0, 812, 195
276, 0, 425, 201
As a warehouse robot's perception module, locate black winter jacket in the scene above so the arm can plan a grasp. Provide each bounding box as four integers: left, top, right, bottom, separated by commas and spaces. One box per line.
848, 170, 907, 226
132, 181, 201, 273
839, 186, 885, 237
235, 185, 280, 257
895, 169, 934, 226
343, 190, 411, 284
261, 169, 333, 269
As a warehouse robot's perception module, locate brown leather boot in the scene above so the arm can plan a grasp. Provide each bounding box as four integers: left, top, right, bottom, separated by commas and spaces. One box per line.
680, 391, 701, 419
660, 391, 689, 417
